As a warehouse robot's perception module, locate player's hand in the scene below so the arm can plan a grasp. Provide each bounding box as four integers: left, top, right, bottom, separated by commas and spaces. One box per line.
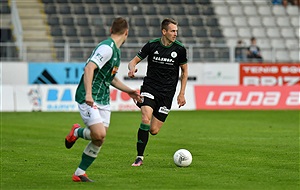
85, 94, 94, 107
177, 94, 186, 108
128, 90, 142, 103
128, 68, 138, 78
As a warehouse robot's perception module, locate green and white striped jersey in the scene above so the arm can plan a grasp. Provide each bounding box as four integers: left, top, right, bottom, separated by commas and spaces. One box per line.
75, 38, 121, 105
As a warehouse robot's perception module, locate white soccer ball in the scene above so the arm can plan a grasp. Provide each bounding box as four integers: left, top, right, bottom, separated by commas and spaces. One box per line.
173, 149, 192, 167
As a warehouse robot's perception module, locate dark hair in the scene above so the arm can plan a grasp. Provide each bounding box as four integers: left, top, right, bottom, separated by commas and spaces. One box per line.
251, 37, 256, 41
161, 18, 178, 31
111, 17, 129, 35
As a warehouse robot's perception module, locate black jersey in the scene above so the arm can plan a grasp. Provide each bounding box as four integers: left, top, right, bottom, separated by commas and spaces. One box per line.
137, 38, 187, 97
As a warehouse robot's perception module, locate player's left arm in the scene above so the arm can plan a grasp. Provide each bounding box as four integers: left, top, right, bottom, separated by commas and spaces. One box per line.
177, 63, 188, 108
111, 77, 142, 103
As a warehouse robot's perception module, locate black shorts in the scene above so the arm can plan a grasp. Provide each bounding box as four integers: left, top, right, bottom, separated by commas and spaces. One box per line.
136, 85, 173, 122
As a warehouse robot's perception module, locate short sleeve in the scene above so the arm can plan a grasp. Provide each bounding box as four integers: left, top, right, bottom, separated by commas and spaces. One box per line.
90, 44, 113, 69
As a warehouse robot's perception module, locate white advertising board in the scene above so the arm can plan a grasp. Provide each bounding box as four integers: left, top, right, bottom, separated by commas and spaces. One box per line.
0, 85, 14, 111
1, 62, 28, 85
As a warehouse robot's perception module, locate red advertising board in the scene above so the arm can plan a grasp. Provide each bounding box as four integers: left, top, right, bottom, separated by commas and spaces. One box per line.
194, 86, 300, 110
240, 63, 300, 86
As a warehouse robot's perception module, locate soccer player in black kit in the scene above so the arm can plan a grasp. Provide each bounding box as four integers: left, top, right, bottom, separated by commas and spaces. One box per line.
128, 18, 188, 166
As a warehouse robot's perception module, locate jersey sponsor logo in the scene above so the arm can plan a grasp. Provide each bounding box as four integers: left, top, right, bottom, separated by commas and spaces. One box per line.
95, 53, 104, 63
158, 106, 170, 114
111, 66, 119, 75
141, 92, 154, 99
153, 56, 174, 65
171, 51, 177, 58
154, 50, 159, 54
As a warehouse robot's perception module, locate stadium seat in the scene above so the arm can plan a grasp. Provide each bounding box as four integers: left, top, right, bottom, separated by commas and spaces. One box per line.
102, 5, 114, 15
87, 6, 100, 15
179, 27, 194, 38
286, 6, 299, 16
62, 17, 74, 26
258, 5, 272, 16
229, 5, 244, 16
271, 39, 286, 49
65, 27, 78, 37
257, 38, 271, 49
70, 0, 83, 3
73, 5, 86, 15
281, 27, 296, 38
58, 4, 71, 14
206, 17, 219, 27
90, 17, 105, 26
51, 26, 63, 36
148, 17, 160, 27
210, 28, 223, 38
57, 0, 68, 3
44, 4, 56, 14
218, 17, 234, 27
262, 17, 276, 27
76, 16, 89, 26
248, 16, 263, 27
186, 6, 200, 15
79, 27, 92, 37
237, 27, 252, 38
277, 17, 291, 27
253, 0, 268, 5
261, 49, 273, 62
233, 17, 248, 27
158, 6, 171, 15
222, 27, 237, 38
194, 27, 208, 38
291, 16, 299, 27
176, 17, 190, 27
47, 16, 60, 26
272, 5, 286, 16
143, 5, 158, 15
214, 6, 229, 16
290, 50, 299, 62
202, 5, 214, 15
172, 6, 186, 15
285, 38, 298, 49
275, 50, 290, 62
190, 17, 204, 27
267, 28, 281, 38
252, 28, 267, 38
243, 6, 258, 16
239, 0, 253, 5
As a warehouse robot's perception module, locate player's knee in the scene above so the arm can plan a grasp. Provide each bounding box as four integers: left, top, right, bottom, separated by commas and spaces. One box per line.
91, 131, 106, 142
150, 128, 159, 135
141, 116, 151, 125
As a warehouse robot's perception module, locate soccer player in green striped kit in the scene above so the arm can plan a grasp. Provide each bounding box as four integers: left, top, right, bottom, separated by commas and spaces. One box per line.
64, 17, 141, 182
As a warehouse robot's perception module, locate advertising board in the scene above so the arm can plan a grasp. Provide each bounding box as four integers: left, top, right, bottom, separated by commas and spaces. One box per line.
240, 63, 300, 86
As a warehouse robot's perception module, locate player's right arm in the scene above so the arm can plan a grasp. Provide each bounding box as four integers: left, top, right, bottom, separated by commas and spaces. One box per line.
84, 62, 97, 107
128, 56, 141, 78
84, 44, 113, 106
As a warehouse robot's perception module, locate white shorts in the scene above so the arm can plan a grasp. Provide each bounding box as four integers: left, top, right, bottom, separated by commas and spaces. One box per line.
78, 103, 111, 128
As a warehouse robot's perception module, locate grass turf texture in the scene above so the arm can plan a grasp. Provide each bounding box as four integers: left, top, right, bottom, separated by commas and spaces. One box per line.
1, 110, 299, 190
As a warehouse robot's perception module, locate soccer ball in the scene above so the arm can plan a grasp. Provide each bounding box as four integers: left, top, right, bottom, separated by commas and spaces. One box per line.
173, 149, 192, 167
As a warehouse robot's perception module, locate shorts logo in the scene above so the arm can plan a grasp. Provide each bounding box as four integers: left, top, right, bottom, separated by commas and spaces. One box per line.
158, 106, 169, 115
141, 92, 154, 99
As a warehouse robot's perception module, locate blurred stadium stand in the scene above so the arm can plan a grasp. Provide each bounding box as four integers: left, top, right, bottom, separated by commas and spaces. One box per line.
0, 0, 299, 63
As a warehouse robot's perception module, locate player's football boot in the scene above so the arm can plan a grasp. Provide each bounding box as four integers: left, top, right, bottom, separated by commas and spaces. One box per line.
65, 123, 80, 149
131, 157, 143, 166
72, 173, 94, 182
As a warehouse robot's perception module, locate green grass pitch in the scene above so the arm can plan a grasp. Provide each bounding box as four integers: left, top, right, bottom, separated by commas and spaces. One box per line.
1, 110, 299, 189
